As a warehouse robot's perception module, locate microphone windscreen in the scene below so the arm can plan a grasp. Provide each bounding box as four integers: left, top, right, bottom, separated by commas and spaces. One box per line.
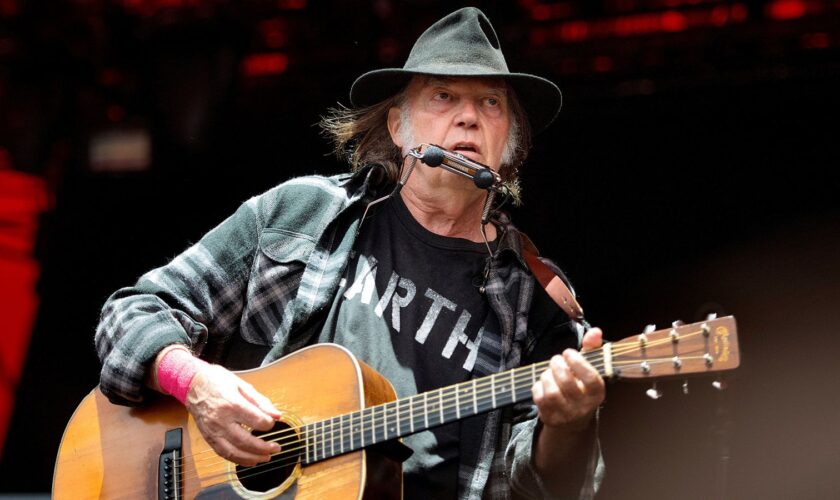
422, 145, 445, 167
473, 169, 496, 189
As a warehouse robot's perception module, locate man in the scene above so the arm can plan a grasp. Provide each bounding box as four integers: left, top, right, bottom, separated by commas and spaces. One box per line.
96, 7, 605, 499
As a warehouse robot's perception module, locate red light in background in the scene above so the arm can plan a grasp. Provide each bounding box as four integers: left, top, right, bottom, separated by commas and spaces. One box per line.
277, 0, 306, 9
259, 19, 288, 49
661, 10, 688, 31
99, 68, 122, 87
593, 56, 614, 72
242, 53, 289, 77
802, 32, 830, 48
107, 105, 125, 123
559, 20, 590, 42
731, 3, 749, 21
710, 5, 729, 25
0, 158, 47, 456
549, 3, 750, 44
768, 0, 808, 19
530, 2, 573, 21
0, 0, 19, 17
531, 4, 550, 21
530, 27, 548, 46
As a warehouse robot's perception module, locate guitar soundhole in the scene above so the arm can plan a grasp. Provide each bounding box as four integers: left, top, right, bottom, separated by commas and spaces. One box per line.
235, 420, 300, 494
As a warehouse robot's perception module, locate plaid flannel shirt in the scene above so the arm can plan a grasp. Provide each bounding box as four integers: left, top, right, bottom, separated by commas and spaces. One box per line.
95, 166, 603, 499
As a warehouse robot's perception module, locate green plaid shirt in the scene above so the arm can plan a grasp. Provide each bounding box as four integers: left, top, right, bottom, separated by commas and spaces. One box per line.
95, 166, 602, 499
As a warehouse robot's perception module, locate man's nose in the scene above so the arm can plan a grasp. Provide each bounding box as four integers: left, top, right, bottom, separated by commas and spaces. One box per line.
455, 100, 479, 128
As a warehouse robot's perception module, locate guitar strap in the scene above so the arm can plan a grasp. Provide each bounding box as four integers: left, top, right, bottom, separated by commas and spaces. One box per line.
520, 236, 585, 322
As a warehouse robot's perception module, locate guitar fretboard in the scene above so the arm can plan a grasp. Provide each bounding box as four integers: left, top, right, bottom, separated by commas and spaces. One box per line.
298, 351, 605, 464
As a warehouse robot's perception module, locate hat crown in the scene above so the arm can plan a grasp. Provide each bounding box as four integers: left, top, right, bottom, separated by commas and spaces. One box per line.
404, 7, 510, 75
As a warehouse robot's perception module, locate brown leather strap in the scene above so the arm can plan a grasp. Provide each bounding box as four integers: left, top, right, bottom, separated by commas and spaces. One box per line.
523, 251, 585, 321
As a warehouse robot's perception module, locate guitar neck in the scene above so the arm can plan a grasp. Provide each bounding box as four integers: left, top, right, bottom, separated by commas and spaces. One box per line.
299, 315, 739, 465
300, 359, 550, 465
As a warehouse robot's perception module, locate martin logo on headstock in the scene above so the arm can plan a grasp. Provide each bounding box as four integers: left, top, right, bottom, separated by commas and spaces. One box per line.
593, 314, 739, 399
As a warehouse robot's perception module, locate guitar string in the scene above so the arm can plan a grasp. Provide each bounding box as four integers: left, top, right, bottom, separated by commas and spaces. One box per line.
173, 328, 708, 485
177, 327, 703, 468
172, 329, 707, 478
184, 339, 712, 489
171, 330, 710, 485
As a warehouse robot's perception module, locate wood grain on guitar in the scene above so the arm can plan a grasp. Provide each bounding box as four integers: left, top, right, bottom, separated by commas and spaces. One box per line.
53, 316, 739, 499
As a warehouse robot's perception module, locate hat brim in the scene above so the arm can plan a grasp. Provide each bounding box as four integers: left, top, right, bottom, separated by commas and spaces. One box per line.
350, 68, 562, 134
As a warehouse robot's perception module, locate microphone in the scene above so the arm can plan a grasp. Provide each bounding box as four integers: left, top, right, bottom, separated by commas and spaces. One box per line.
408, 144, 502, 191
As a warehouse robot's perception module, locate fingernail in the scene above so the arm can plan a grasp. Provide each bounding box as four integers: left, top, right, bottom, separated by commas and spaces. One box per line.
271, 442, 281, 452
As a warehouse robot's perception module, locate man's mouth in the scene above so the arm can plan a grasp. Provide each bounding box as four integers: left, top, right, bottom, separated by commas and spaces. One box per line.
451, 142, 480, 155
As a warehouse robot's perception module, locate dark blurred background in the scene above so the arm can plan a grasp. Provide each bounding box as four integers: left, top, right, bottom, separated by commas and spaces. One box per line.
1, 0, 838, 498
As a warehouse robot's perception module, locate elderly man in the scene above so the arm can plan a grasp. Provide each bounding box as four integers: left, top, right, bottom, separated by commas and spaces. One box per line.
96, 7, 604, 499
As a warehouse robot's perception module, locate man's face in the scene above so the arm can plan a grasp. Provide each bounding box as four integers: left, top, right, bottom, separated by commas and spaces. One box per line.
388, 76, 512, 171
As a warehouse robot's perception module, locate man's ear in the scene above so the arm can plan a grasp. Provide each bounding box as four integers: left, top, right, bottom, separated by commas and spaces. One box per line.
387, 106, 403, 148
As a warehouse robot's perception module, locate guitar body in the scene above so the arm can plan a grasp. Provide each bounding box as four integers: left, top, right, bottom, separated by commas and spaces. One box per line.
53, 344, 403, 499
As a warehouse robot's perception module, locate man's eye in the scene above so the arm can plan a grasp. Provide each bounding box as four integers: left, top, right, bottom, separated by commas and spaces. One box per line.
434, 92, 450, 100
486, 97, 499, 106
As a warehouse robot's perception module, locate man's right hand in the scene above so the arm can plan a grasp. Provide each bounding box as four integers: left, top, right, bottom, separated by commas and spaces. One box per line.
185, 364, 282, 466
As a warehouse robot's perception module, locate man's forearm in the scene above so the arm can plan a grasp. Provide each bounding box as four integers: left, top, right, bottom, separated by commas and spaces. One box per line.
533, 415, 595, 495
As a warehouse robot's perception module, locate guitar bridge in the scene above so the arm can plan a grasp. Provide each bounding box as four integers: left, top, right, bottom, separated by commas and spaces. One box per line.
158, 428, 182, 500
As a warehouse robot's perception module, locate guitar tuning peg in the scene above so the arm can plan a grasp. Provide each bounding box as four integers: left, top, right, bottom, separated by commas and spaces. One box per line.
712, 377, 727, 391
646, 382, 662, 400
682, 380, 689, 395
643, 324, 656, 334
672, 320, 685, 328
706, 312, 718, 321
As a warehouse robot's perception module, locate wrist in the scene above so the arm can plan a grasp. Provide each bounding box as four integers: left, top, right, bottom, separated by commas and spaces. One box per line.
156, 347, 208, 405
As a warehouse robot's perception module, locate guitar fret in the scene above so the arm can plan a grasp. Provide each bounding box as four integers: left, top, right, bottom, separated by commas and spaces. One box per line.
370, 407, 377, 444
359, 410, 365, 448
330, 418, 335, 457
472, 379, 478, 414
438, 389, 444, 424
395, 399, 400, 436
409, 397, 414, 433
320, 420, 326, 459
304, 425, 310, 464
455, 386, 460, 419
383, 404, 388, 441
339, 414, 345, 454
491, 375, 496, 408
424, 392, 429, 429
349, 413, 354, 450
510, 369, 516, 401
531, 363, 536, 385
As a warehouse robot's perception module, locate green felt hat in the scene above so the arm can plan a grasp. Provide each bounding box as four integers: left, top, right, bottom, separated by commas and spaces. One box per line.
350, 7, 562, 133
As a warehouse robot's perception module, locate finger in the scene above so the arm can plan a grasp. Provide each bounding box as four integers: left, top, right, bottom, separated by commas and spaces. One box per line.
226, 422, 280, 458
564, 349, 605, 393
231, 391, 276, 432
212, 435, 272, 467
239, 382, 282, 422
581, 328, 603, 352
551, 355, 584, 401
540, 362, 566, 406
531, 380, 544, 405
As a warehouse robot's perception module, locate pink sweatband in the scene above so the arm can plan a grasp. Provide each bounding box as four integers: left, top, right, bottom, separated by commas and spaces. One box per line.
157, 348, 208, 405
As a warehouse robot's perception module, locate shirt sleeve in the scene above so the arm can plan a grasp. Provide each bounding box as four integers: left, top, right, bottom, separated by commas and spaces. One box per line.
506, 407, 604, 499
94, 197, 262, 406
505, 282, 605, 499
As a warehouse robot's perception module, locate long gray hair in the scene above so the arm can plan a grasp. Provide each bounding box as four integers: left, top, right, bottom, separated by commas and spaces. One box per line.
319, 81, 532, 203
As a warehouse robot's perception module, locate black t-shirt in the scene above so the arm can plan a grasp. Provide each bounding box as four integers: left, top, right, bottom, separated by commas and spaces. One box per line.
313, 194, 500, 498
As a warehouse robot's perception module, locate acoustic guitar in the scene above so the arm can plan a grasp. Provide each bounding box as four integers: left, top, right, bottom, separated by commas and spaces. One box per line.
53, 316, 739, 499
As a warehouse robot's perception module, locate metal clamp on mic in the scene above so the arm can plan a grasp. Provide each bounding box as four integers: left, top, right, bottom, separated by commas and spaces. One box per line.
408, 144, 502, 191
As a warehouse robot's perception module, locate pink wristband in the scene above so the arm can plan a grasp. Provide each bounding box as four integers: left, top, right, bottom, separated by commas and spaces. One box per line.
157, 348, 208, 405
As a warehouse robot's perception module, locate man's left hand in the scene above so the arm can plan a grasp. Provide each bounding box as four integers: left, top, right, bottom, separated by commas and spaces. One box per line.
532, 328, 605, 432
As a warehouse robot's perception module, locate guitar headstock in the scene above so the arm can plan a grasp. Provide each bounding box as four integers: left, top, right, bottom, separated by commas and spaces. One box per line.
604, 315, 739, 380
